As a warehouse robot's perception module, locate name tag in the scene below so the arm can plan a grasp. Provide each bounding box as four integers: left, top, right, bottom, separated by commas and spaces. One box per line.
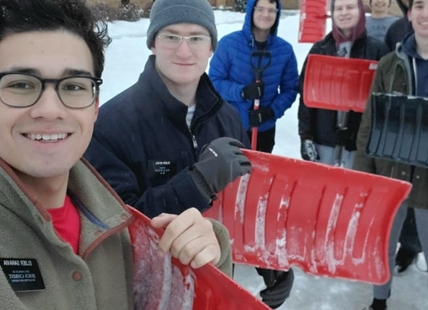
148, 160, 177, 185
0, 258, 45, 292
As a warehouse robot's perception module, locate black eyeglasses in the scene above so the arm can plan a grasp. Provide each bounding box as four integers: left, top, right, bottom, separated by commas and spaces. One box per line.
0, 73, 103, 109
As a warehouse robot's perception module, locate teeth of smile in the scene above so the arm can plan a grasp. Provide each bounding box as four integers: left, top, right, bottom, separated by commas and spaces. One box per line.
28, 133, 67, 141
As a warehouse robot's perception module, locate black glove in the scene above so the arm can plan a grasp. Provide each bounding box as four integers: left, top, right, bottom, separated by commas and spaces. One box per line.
257, 268, 294, 309
242, 81, 264, 100
249, 107, 274, 128
300, 139, 319, 161
191, 137, 252, 199
336, 127, 358, 151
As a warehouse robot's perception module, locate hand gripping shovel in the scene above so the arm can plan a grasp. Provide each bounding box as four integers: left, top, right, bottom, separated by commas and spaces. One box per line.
128, 207, 270, 310
303, 55, 378, 112
366, 93, 428, 168
250, 50, 272, 150
204, 149, 412, 284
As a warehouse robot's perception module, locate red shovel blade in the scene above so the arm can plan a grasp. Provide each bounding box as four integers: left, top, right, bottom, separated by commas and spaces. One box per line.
128, 207, 270, 310
298, 0, 328, 43
204, 150, 411, 284
303, 54, 378, 112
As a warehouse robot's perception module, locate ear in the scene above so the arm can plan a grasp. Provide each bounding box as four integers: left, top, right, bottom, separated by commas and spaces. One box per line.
408, 9, 411, 21
151, 41, 157, 55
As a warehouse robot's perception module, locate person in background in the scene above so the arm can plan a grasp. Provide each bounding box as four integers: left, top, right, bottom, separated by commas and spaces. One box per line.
384, 0, 414, 51
209, 0, 298, 154
383, 0, 421, 276
0, 0, 232, 308
355, 0, 428, 308
366, 0, 398, 41
208, 0, 298, 307
298, 0, 388, 168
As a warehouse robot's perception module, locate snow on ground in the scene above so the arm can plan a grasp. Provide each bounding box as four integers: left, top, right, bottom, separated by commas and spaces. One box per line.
101, 10, 427, 310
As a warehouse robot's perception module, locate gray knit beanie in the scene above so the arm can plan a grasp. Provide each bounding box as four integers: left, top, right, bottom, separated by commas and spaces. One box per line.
146, 0, 217, 50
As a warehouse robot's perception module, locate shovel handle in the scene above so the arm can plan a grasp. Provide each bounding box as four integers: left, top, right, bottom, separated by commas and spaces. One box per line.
251, 99, 260, 150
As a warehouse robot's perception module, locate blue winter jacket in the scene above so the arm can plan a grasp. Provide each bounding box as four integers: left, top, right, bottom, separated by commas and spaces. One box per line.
84, 55, 249, 218
209, 0, 298, 132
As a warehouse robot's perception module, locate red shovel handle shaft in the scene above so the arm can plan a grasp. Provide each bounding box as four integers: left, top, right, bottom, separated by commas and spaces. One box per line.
251, 99, 260, 150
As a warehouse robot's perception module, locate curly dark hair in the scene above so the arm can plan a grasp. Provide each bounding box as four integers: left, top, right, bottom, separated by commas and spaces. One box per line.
0, 0, 111, 77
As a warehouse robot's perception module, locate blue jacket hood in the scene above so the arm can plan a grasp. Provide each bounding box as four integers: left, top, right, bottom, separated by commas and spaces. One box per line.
242, 0, 281, 39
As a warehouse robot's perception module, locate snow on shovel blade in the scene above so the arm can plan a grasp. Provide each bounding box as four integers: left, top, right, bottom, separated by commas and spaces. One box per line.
129, 207, 270, 310
303, 55, 378, 112
204, 150, 412, 285
298, 0, 328, 43
367, 93, 428, 168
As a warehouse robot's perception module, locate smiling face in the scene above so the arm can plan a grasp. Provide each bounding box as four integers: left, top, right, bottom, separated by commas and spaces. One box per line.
253, 0, 278, 32
333, 0, 360, 37
0, 31, 98, 185
151, 23, 213, 92
370, 0, 390, 15
409, 0, 428, 39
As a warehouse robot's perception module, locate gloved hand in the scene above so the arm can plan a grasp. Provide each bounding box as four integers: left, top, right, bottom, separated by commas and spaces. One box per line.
191, 137, 252, 200
300, 139, 319, 161
249, 106, 274, 128
336, 127, 357, 151
257, 268, 294, 309
241, 81, 264, 100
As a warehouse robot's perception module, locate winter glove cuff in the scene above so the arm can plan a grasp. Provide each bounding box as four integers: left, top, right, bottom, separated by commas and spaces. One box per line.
190, 168, 216, 202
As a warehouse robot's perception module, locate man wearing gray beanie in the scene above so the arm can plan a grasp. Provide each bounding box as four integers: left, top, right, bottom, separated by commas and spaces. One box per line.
86, 0, 252, 280
146, 0, 218, 50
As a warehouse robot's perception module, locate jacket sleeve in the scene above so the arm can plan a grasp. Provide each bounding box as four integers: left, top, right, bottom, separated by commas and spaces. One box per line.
208, 38, 245, 103
209, 219, 232, 277
269, 45, 299, 119
298, 44, 320, 139
85, 135, 211, 219
353, 58, 388, 174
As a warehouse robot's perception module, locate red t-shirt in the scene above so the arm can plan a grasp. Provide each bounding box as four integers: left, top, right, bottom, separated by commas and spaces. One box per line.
47, 195, 81, 254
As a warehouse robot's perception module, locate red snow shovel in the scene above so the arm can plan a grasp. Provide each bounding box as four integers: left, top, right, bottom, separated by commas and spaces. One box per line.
303, 54, 378, 112
298, 0, 329, 43
204, 149, 412, 285
250, 50, 271, 150
128, 207, 270, 310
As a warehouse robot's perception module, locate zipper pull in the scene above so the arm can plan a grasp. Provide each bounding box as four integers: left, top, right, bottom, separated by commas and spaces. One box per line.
192, 135, 198, 149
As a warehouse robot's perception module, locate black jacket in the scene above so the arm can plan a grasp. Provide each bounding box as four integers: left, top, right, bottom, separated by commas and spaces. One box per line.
298, 32, 388, 151
85, 55, 249, 218
384, 0, 414, 52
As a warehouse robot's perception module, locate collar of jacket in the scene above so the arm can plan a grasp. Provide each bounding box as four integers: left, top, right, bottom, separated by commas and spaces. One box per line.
320, 32, 368, 57
0, 157, 134, 260
139, 55, 223, 131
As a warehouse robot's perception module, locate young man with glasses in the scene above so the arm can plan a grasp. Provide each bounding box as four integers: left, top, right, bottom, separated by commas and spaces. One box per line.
0, 0, 233, 308
85, 0, 250, 265
208, 0, 298, 308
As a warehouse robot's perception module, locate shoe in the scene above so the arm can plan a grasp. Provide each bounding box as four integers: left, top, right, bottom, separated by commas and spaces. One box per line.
395, 248, 418, 275
361, 298, 387, 310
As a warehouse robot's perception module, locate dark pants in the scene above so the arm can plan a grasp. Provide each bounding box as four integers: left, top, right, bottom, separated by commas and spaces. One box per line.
399, 208, 422, 254
246, 126, 276, 152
